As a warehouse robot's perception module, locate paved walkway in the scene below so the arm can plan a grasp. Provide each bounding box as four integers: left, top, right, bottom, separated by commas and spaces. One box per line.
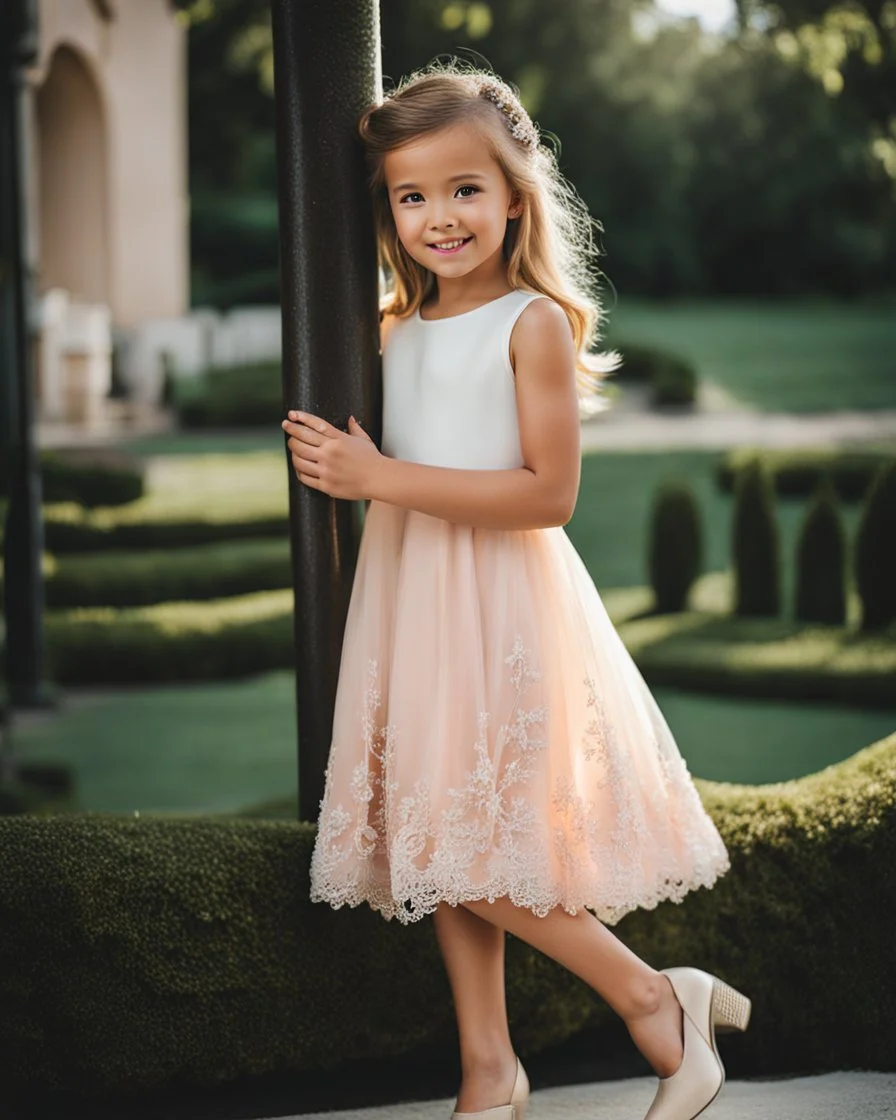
37, 398, 896, 456
580, 406, 896, 452
268, 1072, 896, 1120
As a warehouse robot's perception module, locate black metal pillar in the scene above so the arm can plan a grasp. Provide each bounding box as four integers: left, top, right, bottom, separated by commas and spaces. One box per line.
270, 0, 383, 821
0, 0, 53, 715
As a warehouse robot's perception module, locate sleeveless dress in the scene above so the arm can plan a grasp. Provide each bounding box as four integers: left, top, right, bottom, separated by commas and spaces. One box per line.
309, 289, 731, 925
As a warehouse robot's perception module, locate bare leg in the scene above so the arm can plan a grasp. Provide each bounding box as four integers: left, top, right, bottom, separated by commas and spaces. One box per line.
460, 897, 684, 1078
432, 902, 520, 1112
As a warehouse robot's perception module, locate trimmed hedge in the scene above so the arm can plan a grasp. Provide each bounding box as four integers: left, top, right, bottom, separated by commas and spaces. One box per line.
45, 590, 295, 685
0, 732, 894, 1097
44, 538, 290, 609
171, 362, 282, 429
855, 460, 896, 631
648, 482, 702, 613
607, 341, 698, 407
618, 611, 896, 706
794, 479, 847, 625
43, 504, 287, 554
0, 450, 145, 510
716, 447, 896, 501
732, 458, 780, 617
44, 586, 895, 701
40, 451, 145, 508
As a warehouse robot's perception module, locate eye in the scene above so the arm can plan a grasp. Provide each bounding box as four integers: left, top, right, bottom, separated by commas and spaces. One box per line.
397, 184, 481, 205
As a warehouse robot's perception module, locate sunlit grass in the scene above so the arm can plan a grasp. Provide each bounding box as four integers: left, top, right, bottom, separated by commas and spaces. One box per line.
605, 297, 896, 411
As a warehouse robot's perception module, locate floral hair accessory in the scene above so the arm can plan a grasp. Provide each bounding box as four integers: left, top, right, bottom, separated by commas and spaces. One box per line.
478, 78, 539, 151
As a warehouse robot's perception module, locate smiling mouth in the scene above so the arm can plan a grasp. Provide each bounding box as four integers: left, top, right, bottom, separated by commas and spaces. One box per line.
428, 236, 473, 254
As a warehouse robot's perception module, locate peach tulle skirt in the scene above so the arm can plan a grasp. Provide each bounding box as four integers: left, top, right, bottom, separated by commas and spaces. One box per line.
309, 498, 731, 925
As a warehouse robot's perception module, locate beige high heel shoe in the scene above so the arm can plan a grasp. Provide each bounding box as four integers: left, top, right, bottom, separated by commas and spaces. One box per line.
451, 1057, 530, 1120
643, 967, 751, 1120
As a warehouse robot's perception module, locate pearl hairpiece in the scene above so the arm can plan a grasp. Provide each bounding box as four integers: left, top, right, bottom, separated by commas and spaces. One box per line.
478, 80, 539, 151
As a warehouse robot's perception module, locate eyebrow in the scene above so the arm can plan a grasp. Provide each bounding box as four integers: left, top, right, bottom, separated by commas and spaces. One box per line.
391, 172, 488, 194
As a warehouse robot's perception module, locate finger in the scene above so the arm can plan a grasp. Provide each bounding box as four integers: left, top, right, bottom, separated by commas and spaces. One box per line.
291, 452, 321, 477
295, 471, 322, 490
288, 410, 330, 435
287, 437, 317, 460
286, 427, 324, 452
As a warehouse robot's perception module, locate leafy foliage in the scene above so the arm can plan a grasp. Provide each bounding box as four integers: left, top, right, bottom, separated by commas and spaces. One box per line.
855, 459, 896, 630
648, 482, 703, 612
2, 731, 895, 1094
794, 477, 847, 624
179, 0, 896, 302
732, 458, 781, 617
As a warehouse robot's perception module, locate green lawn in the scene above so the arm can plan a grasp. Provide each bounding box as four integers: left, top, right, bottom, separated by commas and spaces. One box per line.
604, 297, 896, 412
569, 449, 867, 605
653, 687, 896, 785
13, 672, 298, 815
10, 667, 893, 815
50, 443, 869, 602
22, 359, 895, 816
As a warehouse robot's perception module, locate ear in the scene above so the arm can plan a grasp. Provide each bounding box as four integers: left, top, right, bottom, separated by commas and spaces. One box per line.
508, 192, 524, 220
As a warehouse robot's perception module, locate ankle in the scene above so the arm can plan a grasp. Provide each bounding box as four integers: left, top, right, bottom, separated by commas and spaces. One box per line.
622, 970, 668, 1023
460, 1047, 517, 1080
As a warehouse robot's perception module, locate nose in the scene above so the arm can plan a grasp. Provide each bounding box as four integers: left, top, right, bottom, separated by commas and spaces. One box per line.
428, 204, 457, 231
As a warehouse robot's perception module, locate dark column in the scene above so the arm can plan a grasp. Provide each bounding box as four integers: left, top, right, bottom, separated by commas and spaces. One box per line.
0, 0, 53, 715
270, 0, 383, 821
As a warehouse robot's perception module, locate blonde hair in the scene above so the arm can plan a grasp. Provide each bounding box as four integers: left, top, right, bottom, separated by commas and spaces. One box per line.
357, 58, 621, 414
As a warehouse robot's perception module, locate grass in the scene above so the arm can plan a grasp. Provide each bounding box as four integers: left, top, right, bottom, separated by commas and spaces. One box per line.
10, 672, 299, 816
45, 444, 870, 603
604, 296, 896, 412
569, 449, 868, 605
10, 665, 894, 816
618, 610, 896, 706
653, 687, 896, 785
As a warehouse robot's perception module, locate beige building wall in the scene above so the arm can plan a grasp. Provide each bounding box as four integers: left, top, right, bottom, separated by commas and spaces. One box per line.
30, 0, 188, 328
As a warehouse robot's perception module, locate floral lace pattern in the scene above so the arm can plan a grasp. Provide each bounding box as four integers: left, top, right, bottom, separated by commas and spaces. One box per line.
310, 633, 731, 925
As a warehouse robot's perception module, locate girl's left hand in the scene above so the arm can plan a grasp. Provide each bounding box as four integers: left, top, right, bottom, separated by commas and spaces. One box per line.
281, 410, 381, 500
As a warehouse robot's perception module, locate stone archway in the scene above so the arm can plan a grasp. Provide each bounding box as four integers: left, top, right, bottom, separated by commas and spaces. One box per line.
35, 43, 109, 304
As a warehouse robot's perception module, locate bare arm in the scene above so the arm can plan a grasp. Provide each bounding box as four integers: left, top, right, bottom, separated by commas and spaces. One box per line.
371, 298, 581, 529
284, 299, 581, 530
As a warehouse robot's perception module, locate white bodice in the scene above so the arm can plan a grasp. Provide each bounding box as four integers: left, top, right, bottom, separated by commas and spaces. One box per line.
381, 289, 548, 470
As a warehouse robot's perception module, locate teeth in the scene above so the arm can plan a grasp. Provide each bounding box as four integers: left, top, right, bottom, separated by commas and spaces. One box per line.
434, 238, 466, 249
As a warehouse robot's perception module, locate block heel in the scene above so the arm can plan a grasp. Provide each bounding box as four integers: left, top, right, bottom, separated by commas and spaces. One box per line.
643, 967, 751, 1120
711, 977, 751, 1033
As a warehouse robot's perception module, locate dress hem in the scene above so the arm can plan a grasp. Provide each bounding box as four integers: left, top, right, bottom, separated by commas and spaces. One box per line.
309, 851, 732, 927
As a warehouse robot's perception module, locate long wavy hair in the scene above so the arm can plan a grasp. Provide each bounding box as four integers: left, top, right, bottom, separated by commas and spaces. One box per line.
357, 58, 621, 413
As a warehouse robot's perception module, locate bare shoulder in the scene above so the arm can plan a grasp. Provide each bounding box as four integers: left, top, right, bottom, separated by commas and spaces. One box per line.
509, 296, 575, 374
379, 309, 401, 354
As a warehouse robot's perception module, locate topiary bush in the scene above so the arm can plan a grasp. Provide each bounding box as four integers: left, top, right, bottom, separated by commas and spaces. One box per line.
45, 538, 290, 609
45, 590, 294, 685
43, 505, 287, 554
647, 482, 702, 613
794, 477, 847, 625
39, 451, 145, 508
604, 342, 698, 407
732, 457, 780, 617
0, 732, 894, 1098
649, 357, 697, 408
855, 460, 896, 631
716, 448, 895, 502
171, 362, 282, 429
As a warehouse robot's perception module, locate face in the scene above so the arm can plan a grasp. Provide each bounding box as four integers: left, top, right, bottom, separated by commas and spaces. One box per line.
383, 121, 523, 288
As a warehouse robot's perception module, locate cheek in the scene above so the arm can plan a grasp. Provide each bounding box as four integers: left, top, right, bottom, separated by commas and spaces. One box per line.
392, 210, 418, 248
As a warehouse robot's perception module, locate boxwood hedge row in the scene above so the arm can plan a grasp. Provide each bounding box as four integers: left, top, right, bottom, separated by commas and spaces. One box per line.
716, 448, 895, 501
1, 732, 894, 1098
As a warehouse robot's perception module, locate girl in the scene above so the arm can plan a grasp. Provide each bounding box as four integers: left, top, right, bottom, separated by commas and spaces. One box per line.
281, 61, 751, 1120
